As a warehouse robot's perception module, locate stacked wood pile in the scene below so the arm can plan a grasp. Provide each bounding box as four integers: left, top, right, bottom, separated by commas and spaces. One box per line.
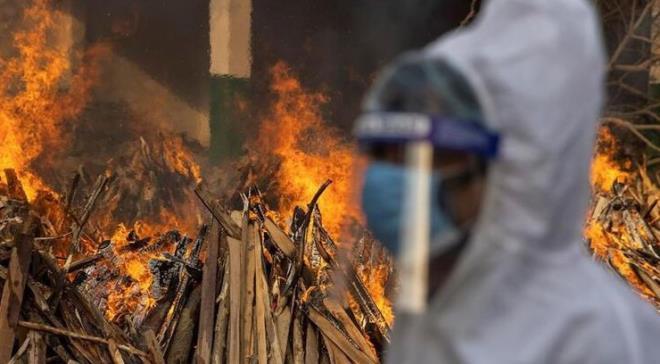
586, 164, 660, 308
0, 168, 150, 363
193, 182, 392, 364
0, 168, 393, 363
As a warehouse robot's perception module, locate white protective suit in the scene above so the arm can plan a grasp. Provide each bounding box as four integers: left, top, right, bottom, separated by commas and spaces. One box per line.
386, 0, 660, 363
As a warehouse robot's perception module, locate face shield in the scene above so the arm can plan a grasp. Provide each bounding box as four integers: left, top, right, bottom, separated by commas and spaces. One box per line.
353, 54, 500, 312
354, 54, 499, 252
355, 55, 499, 313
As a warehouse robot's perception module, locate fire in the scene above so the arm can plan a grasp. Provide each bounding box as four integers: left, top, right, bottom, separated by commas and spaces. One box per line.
590, 127, 630, 192
104, 212, 196, 322
586, 127, 627, 258
256, 62, 364, 238
257, 62, 393, 326
0, 0, 107, 200
359, 264, 394, 326
0, 0, 201, 324
585, 126, 655, 297
162, 135, 203, 184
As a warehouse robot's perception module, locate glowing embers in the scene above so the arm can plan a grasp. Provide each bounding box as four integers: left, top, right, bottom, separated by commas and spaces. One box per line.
585, 127, 660, 304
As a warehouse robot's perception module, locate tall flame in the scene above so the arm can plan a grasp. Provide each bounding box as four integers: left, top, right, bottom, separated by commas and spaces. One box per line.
257, 62, 393, 326
0, 0, 107, 199
256, 62, 364, 237
0, 0, 201, 323
590, 127, 630, 192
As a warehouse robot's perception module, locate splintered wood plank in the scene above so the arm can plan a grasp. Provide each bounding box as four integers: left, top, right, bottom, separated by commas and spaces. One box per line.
264, 218, 296, 257
144, 330, 166, 364
212, 264, 230, 364
227, 236, 243, 364
253, 225, 268, 364
275, 306, 292, 359
196, 221, 221, 364
305, 323, 319, 364
27, 331, 46, 364
8, 337, 30, 364
324, 335, 351, 364
194, 186, 241, 238
307, 306, 377, 364
107, 339, 126, 364
242, 223, 257, 362
323, 298, 377, 361
292, 311, 305, 364
255, 225, 284, 364
0, 216, 36, 364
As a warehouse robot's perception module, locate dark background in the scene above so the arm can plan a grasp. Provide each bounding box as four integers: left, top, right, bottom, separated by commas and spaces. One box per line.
82, 0, 477, 133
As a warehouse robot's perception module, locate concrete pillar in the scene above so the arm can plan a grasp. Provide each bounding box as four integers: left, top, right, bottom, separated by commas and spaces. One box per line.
209, 0, 252, 162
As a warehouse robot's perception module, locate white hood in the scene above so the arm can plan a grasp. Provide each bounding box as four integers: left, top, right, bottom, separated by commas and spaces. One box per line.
386, 0, 660, 363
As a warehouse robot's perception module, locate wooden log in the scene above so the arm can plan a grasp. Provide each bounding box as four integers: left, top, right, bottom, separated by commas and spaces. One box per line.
166, 285, 202, 364
195, 221, 221, 364
307, 306, 377, 364
226, 236, 243, 364
211, 262, 230, 364
317, 238, 391, 343
275, 305, 292, 361
157, 226, 207, 352
144, 330, 165, 364
255, 226, 284, 364
323, 335, 351, 364
264, 218, 295, 257
27, 331, 46, 364
323, 298, 377, 361
64, 175, 107, 270
304, 323, 319, 364
249, 225, 270, 364
8, 337, 30, 364
291, 310, 304, 364
17, 321, 149, 358
108, 339, 126, 364
194, 186, 241, 238
241, 221, 257, 362
37, 250, 135, 363
65, 253, 104, 273
0, 216, 36, 363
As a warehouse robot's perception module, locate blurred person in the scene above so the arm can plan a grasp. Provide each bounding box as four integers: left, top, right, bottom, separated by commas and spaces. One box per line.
354, 0, 660, 363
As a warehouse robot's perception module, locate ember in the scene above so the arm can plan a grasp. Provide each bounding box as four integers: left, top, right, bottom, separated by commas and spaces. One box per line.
585, 125, 660, 304
0, 171, 393, 363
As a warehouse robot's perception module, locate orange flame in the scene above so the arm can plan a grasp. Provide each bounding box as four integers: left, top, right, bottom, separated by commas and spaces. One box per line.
0, 0, 107, 199
590, 127, 630, 192
358, 264, 394, 326
257, 62, 393, 326
257, 62, 364, 237
0, 0, 201, 323
585, 126, 654, 297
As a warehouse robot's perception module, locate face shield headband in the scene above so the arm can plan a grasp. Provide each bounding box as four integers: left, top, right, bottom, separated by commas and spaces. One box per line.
354, 112, 500, 159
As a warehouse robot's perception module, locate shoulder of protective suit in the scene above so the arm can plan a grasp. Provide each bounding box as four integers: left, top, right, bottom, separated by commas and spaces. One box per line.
577, 262, 660, 363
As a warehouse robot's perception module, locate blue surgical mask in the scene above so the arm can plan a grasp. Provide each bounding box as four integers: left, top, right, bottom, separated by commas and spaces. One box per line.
361, 162, 456, 256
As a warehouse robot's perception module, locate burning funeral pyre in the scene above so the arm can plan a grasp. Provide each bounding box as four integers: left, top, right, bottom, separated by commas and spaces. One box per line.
0, 169, 393, 363
0, 1, 394, 362
585, 124, 660, 308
